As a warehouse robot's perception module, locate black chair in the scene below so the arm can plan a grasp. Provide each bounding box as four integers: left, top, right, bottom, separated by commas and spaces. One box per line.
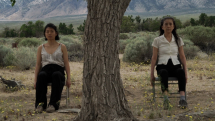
47, 83, 70, 108
152, 77, 186, 102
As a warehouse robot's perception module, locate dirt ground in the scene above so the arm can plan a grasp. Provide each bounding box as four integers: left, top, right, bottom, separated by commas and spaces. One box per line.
0, 54, 215, 121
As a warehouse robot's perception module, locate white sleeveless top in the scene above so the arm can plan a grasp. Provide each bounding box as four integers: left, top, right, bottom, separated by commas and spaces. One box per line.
41, 44, 64, 67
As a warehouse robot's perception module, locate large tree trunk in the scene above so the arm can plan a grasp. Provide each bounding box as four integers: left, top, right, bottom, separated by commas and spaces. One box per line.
74, 0, 137, 121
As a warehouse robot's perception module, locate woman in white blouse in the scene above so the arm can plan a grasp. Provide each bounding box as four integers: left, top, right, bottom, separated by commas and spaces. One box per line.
34, 23, 71, 113
150, 17, 188, 110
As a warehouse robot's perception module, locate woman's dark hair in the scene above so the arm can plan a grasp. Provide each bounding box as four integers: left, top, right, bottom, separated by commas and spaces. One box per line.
44, 23, 60, 40
159, 17, 179, 47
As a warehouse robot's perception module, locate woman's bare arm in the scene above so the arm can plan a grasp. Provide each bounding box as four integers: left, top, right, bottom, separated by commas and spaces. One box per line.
150, 47, 158, 86
34, 45, 42, 88
61, 44, 71, 88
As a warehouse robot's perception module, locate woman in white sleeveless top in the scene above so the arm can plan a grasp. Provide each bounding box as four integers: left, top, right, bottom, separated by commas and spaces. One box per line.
34, 23, 71, 113
150, 17, 188, 110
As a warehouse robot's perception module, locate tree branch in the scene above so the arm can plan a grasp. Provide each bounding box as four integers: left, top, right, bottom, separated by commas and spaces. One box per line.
10, 0, 16, 6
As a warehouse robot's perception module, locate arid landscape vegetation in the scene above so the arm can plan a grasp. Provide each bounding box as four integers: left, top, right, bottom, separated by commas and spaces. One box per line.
0, 54, 215, 121
0, 29, 215, 120
0, 0, 215, 120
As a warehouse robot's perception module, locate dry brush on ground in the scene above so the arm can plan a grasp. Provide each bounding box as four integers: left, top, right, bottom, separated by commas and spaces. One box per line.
0, 54, 215, 121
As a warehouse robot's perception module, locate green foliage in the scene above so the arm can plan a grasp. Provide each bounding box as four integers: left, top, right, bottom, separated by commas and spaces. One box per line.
0, 45, 13, 66
3, 52, 15, 66
0, 20, 44, 38
121, 16, 135, 33
182, 20, 191, 28
68, 24, 75, 34
59, 23, 67, 34
190, 13, 215, 27
182, 39, 200, 59
34, 20, 45, 37
190, 18, 198, 26
179, 26, 215, 54
182, 39, 194, 46
140, 15, 182, 32
0, 38, 16, 45
1, 27, 18, 37
119, 39, 132, 54
142, 18, 160, 31
199, 13, 208, 26
13, 46, 37, 70
183, 44, 199, 59
14, 37, 24, 44
123, 34, 156, 63
205, 16, 215, 27
150, 18, 160, 31
128, 15, 135, 23
142, 18, 153, 31
15, 20, 44, 38
119, 33, 129, 40
10, 0, 16, 6
59, 36, 83, 61
134, 15, 142, 31
77, 20, 86, 32
20, 21, 35, 37
18, 38, 42, 47
135, 15, 141, 23
119, 32, 143, 54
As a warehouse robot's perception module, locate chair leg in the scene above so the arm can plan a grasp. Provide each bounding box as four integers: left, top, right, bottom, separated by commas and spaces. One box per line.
185, 86, 187, 101
66, 87, 69, 108
153, 84, 155, 102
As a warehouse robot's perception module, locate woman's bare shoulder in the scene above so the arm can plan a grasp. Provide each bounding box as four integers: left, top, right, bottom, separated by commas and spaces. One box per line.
60, 43, 67, 49
37, 44, 43, 51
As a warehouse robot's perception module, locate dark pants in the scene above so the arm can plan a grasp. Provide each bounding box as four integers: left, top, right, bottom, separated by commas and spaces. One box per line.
35, 64, 65, 110
156, 59, 186, 92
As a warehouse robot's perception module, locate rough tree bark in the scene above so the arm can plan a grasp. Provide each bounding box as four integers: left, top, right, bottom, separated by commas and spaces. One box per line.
74, 0, 137, 121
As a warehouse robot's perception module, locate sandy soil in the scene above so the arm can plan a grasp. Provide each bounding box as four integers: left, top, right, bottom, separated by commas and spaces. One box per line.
0, 54, 215, 121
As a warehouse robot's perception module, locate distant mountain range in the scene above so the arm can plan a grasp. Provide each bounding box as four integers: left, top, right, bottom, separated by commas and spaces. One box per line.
0, 0, 215, 20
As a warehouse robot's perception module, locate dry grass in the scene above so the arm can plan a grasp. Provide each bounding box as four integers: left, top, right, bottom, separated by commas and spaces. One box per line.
0, 54, 215, 121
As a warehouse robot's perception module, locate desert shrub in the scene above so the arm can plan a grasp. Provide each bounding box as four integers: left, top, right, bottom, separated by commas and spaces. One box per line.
0, 45, 13, 66
119, 33, 129, 40
3, 52, 15, 66
178, 26, 215, 55
59, 36, 83, 61
182, 20, 191, 28
119, 39, 132, 54
0, 38, 6, 44
183, 45, 199, 59
60, 36, 72, 42
14, 37, 25, 44
0, 38, 15, 45
182, 39, 200, 59
182, 39, 194, 46
119, 32, 151, 54
13, 46, 37, 70
18, 38, 42, 47
123, 34, 156, 63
